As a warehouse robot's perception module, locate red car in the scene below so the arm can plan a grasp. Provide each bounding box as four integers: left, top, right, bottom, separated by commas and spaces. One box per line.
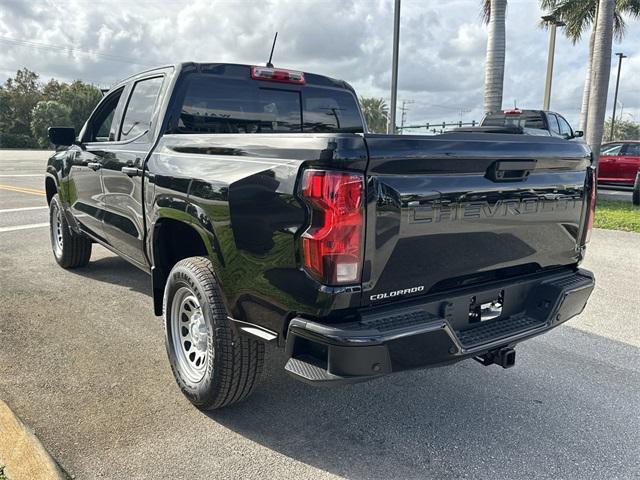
599, 141, 640, 185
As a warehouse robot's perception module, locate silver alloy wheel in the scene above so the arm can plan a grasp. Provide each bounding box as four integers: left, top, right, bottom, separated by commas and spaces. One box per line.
171, 287, 210, 383
51, 202, 63, 257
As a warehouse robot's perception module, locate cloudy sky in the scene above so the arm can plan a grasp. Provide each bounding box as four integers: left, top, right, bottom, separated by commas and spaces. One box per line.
1, 0, 638, 129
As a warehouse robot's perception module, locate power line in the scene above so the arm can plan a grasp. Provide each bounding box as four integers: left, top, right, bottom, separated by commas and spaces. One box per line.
0, 36, 155, 67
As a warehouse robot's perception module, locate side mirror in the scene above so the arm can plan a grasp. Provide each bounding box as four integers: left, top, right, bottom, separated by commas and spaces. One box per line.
573, 130, 584, 138
48, 127, 76, 146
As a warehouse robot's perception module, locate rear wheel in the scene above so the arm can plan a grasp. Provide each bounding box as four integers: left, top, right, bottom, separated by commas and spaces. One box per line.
163, 257, 264, 410
633, 172, 640, 206
49, 194, 92, 268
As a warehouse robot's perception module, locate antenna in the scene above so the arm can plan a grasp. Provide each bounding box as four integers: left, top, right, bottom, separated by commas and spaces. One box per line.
266, 32, 278, 68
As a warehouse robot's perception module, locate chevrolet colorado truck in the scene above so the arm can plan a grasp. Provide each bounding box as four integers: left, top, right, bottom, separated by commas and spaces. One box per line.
45, 63, 596, 409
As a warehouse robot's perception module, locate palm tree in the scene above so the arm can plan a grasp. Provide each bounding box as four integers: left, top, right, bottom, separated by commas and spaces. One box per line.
359, 97, 389, 133
540, 0, 640, 133
585, 0, 615, 160
482, 0, 508, 114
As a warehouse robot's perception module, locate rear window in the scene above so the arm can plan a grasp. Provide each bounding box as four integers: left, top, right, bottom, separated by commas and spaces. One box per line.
176, 75, 363, 135
482, 112, 545, 130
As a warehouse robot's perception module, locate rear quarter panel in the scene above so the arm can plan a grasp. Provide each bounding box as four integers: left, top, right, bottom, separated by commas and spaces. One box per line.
146, 133, 368, 335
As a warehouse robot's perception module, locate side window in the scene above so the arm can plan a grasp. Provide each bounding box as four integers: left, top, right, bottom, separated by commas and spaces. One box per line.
624, 144, 640, 156
601, 144, 623, 156
557, 115, 573, 137
547, 114, 560, 135
120, 76, 164, 142
84, 88, 124, 142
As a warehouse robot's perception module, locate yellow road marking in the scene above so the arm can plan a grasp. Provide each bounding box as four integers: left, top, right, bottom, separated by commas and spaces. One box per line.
0, 184, 46, 196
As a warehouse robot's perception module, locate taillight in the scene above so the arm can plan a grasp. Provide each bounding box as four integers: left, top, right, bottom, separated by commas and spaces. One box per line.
583, 166, 597, 244
299, 170, 364, 285
250, 66, 305, 84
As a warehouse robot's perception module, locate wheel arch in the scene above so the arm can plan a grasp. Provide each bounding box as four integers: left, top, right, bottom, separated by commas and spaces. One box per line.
150, 214, 221, 316
45, 173, 58, 205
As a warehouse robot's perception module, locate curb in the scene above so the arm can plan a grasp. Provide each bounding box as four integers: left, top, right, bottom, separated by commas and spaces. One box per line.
0, 400, 67, 480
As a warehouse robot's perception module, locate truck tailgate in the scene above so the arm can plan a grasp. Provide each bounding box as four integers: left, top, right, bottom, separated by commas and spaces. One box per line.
361, 133, 592, 307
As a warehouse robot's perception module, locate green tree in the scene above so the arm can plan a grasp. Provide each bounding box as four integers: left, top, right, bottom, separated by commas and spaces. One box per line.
482, 0, 508, 114
30, 100, 72, 148
540, 0, 640, 133
360, 97, 389, 133
58, 81, 102, 132
603, 117, 640, 141
0, 68, 42, 138
42, 79, 66, 102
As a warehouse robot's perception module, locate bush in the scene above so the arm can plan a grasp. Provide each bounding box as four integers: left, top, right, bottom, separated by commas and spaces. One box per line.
0, 132, 37, 148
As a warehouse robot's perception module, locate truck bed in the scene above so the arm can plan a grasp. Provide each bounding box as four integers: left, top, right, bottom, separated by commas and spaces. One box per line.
360, 132, 592, 307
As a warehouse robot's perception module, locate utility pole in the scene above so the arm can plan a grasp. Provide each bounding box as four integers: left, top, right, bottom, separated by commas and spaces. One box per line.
388, 0, 401, 134
399, 99, 414, 134
610, 52, 627, 141
542, 15, 565, 110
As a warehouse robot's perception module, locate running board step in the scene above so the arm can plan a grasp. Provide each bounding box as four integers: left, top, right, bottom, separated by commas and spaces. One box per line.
285, 357, 342, 383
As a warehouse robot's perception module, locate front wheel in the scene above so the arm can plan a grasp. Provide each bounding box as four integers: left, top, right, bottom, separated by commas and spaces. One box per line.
163, 257, 264, 410
49, 194, 92, 268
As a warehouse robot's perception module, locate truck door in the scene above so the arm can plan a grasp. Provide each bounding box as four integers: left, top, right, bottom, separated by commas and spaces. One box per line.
618, 143, 640, 184
70, 87, 127, 242
101, 75, 166, 268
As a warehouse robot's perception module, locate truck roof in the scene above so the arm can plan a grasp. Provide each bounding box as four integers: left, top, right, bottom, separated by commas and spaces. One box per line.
114, 62, 354, 92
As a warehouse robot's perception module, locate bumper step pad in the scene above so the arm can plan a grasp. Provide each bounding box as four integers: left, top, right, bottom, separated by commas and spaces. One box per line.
455, 315, 543, 348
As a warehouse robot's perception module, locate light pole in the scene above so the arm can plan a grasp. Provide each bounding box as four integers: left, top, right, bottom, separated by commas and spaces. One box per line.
610, 52, 627, 141
388, 0, 401, 134
542, 15, 565, 110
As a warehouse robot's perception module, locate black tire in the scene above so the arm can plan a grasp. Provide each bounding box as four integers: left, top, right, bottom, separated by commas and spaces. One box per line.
633, 172, 640, 206
163, 256, 264, 410
49, 194, 92, 268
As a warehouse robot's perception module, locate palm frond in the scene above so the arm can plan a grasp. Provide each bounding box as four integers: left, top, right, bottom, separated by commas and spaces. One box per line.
481, 0, 491, 24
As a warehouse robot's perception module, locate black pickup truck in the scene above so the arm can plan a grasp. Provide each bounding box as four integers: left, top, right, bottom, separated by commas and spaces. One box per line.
45, 63, 596, 409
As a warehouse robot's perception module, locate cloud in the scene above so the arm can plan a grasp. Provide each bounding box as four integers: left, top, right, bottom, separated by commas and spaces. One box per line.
0, 0, 638, 129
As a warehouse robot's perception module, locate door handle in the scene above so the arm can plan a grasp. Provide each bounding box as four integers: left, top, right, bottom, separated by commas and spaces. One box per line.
121, 166, 142, 177
87, 162, 101, 171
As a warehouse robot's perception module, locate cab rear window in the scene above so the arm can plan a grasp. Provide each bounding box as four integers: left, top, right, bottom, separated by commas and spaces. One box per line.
176, 75, 363, 134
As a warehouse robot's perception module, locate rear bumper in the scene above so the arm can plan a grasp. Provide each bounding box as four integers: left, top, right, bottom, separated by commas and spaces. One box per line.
284, 268, 594, 384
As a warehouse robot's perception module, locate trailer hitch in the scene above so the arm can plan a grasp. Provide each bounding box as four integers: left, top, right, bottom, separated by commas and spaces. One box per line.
474, 347, 516, 369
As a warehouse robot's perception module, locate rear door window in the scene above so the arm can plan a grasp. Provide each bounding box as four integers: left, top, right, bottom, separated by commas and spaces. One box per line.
120, 76, 164, 141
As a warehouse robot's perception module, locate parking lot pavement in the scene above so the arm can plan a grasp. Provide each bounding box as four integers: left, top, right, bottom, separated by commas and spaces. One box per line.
1, 151, 639, 479
597, 185, 634, 202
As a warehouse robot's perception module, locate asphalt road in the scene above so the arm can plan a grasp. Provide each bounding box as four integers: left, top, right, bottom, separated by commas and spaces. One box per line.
1, 150, 639, 480
597, 185, 635, 203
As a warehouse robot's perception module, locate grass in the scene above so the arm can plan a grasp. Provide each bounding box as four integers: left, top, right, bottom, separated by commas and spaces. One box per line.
0, 465, 6, 480
594, 200, 640, 233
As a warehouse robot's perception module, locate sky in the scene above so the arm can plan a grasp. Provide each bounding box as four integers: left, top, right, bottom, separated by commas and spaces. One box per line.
0, 0, 639, 130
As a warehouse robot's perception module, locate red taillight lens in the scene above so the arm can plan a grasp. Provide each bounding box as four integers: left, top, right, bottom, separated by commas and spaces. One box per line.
250, 66, 305, 84
300, 170, 364, 285
584, 167, 597, 244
